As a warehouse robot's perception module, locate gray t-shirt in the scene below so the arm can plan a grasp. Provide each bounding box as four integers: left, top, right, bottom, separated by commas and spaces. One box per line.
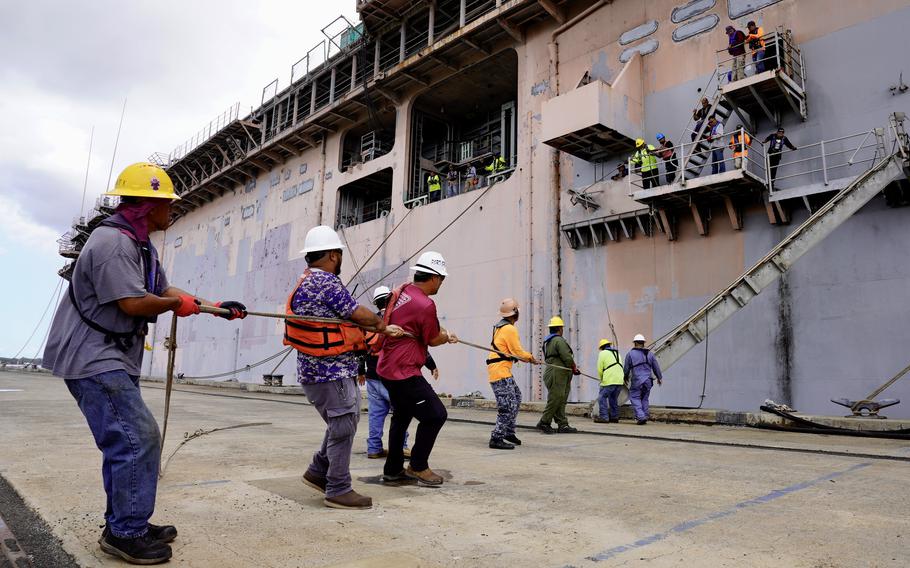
43, 226, 169, 380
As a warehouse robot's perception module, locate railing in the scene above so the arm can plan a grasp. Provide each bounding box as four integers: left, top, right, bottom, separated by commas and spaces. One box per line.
715, 27, 805, 91
627, 127, 768, 194
767, 128, 887, 194
404, 167, 514, 208
336, 197, 393, 229
159, 102, 241, 167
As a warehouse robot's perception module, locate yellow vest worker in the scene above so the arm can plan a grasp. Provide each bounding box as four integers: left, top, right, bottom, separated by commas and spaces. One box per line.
594, 339, 624, 423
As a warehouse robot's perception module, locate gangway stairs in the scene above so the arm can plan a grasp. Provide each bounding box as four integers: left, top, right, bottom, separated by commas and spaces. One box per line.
680, 89, 736, 180
652, 142, 909, 372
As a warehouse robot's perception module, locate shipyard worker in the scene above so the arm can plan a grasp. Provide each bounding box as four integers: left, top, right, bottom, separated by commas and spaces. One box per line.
745, 21, 766, 73
763, 127, 797, 189
377, 251, 458, 486
725, 25, 747, 82
655, 133, 678, 185
487, 298, 539, 450
43, 162, 247, 565
537, 316, 581, 434
288, 225, 404, 510
593, 339, 624, 423
707, 116, 726, 174
611, 162, 629, 181
729, 126, 752, 169
427, 171, 443, 203
623, 334, 663, 425
692, 97, 711, 141
446, 168, 460, 198
486, 154, 507, 174
360, 285, 438, 459
466, 164, 479, 190
631, 138, 659, 189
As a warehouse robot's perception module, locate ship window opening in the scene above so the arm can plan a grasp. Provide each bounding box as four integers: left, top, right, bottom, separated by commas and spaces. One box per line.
340, 108, 396, 172
673, 14, 719, 42
407, 50, 518, 207
336, 168, 393, 228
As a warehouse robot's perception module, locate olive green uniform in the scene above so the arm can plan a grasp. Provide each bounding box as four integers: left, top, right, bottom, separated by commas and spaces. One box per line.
540, 334, 575, 427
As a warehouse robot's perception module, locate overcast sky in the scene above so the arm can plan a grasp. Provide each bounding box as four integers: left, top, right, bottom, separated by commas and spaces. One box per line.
0, 1, 358, 358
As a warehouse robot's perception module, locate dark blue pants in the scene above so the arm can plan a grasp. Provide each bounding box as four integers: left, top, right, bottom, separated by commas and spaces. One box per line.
597, 385, 622, 419
711, 149, 726, 174
65, 371, 161, 538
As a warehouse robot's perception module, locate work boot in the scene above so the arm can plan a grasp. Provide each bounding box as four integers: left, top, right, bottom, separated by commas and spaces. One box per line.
381, 470, 409, 483
405, 466, 444, 487
593, 416, 610, 423
101, 524, 177, 545
536, 422, 555, 434
636, 419, 648, 425
324, 490, 373, 510
367, 449, 388, 459
100, 532, 172, 565
504, 434, 522, 445
402, 448, 412, 459
489, 438, 515, 450
609, 418, 620, 423
557, 425, 578, 433
301, 470, 327, 494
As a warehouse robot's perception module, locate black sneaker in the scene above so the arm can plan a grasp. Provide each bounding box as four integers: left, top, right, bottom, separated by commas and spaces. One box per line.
592, 416, 610, 423
504, 434, 522, 445
100, 532, 172, 565
489, 438, 515, 450
536, 422, 555, 434
609, 418, 620, 423
101, 523, 177, 544
636, 419, 647, 425
557, 425, 578, 433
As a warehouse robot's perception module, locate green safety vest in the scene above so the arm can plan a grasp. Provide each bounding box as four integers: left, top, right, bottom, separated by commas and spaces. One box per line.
486, 157, 506, 173
427, 174, 441, 192
632, 146, 658, 172
597, 348, 624, 386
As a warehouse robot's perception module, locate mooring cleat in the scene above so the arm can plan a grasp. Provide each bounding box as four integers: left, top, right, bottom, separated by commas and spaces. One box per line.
830, 397, 900, 418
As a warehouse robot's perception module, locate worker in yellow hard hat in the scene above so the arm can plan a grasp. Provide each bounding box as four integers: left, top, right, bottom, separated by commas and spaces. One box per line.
631, 138, 659, 189
593, 339, 624, 423
42, 162, 248, 563
536, 315, 580, 434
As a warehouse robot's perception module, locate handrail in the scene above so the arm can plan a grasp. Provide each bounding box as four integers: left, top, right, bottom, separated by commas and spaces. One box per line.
676, 69, 720, 148
715, 27, 804, 89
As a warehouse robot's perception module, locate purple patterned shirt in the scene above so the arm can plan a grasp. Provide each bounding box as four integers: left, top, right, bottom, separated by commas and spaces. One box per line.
290, 269, 360, 384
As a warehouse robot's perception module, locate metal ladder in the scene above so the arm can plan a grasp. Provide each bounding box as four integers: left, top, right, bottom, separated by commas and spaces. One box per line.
653, 139, 909, 372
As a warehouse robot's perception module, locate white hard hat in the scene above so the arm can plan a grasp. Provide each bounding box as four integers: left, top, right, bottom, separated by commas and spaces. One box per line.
372, 285, 392, 303
300, 225, 346, 254
410, 251, 448, 276
633, 334, 646, 343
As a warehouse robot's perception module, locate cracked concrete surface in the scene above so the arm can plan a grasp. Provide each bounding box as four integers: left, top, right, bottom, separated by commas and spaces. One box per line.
1, 371, 908, 567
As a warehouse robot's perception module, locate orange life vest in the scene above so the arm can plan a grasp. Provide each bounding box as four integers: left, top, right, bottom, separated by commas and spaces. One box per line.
282, 271, 366, 356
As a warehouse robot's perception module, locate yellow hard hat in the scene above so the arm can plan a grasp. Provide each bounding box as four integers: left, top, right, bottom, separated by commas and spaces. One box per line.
548, 316, 565, 327
105, 162, 181, 200
635, 138, 645, 147
598, 338, 612, 349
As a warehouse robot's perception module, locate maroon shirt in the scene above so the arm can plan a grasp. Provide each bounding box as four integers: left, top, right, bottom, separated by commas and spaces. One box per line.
377, 283, 440, 380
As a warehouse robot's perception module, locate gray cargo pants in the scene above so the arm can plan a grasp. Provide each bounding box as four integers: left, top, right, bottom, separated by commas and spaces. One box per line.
302, 376, 360, 497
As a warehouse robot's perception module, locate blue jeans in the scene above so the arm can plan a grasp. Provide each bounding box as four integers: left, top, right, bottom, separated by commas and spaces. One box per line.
629, 379, 653, 421
598, 385, 622, 419
65, 371, 160, 538
711, 148, 726, 174
366, 379, 407, 454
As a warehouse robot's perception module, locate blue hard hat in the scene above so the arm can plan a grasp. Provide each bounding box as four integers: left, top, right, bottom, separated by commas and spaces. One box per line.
656, 133, 665, 140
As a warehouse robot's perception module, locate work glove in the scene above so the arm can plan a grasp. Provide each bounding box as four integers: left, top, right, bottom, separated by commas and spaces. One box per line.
572, 365, 581, 376
174, 294, 201, 317
214, 300, 248, 320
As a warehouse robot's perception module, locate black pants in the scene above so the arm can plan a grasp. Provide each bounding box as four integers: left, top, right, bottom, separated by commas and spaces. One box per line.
769, 152, 782, 187
665, 159, 678, 185
642, 169, 659, 189
382, 375, 447, 474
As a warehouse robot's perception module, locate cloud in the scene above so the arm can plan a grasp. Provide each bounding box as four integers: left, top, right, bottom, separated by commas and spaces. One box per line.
0, 195, 61, 256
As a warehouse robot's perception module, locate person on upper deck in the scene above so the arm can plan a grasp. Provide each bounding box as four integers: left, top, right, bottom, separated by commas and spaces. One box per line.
725, 25, 747, 82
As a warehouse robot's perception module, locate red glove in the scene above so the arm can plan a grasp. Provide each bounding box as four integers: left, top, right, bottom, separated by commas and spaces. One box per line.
174, 295, 201, 317
214, 301, 247, 320
572, 365, 581, 376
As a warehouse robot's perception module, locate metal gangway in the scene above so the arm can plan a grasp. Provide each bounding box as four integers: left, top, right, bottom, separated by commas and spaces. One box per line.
650, 113, 909, 372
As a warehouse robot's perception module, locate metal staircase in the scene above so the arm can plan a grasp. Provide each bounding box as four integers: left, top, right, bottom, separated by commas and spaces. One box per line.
681, 91, 736, 180
652, 116, 909, 372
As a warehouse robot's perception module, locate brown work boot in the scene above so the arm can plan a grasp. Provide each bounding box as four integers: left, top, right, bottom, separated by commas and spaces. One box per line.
367, 449, 388, 459
405, 466, 444, 487
324, 490, 373, 510
301, 470, 327, 494
402, 448, 412, 459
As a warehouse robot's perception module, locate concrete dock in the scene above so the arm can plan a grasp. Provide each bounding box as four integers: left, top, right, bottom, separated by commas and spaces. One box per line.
1, 371, 908, 567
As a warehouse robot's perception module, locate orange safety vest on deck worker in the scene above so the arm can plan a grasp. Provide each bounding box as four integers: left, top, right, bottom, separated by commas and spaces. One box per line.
729, 132, 752, 158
